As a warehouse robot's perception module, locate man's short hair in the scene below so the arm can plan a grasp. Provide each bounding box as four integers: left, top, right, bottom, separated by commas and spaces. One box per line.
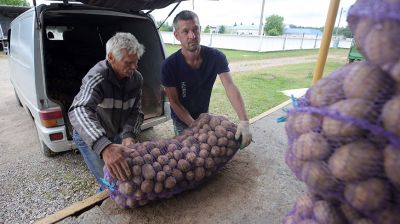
106, 32, 145, 61
173, 10, 200, 31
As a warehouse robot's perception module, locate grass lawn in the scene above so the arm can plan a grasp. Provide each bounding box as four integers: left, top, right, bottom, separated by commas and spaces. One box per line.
164, 44, 348, 62
209, 60, 346, 122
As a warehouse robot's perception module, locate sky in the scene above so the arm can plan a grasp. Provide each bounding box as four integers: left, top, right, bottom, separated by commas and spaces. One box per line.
29, 0, 357, 28
149, 0, 357, 28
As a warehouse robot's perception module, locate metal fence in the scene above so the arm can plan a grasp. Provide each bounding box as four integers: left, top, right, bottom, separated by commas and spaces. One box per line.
160, 31, 352, 52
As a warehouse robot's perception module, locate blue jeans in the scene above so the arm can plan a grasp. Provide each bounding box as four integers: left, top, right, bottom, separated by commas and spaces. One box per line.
73, 130, 122, 191
172, 119, 188, 136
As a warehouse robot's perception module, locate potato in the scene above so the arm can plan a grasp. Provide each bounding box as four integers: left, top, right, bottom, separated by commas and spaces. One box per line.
205, 157, 215, 169
143, 154, 153, 164
181, 146, 190, 155
114, 195, 127, 208
133, 156, 144, 166
308, 68, 346, 107
364, 20, 400, 82
220, 147, 227, 156
186, 171, 195, 181
214, 157, 222, 166
285, 150, 305, 178
190, 145, 199, 154
221, 120, 233, 129
126, 197, 137, 208
198, 133, 208, 143
226, 148, 235, 157
168, 159, 177, 169
150, 148, 161, 158
167, 144, 178, 152
328, 141, 382, 182
186, 152, 197, 163
194, 167, 206, 181
162, 165, 171, 173
156, 171, 166, 182
200, 143, 211, 152
214, 125, 227, 138
194, 157, 205, 167
157, 155, 169, 165
353, 219, 374, 224
177, 159, 190, 172
132, 165, 141, 176
132, 176, 143, 187
298, 220, 318, 224
226, 131, 235, 140
141, 179, 154, 193
141, 164, 156, 180
154, 182, 163, 193
290, 113, 322, 136
313, 200, 344, 224
207, 134, 218, 146
294, 193, 315, 219
300, 161, 337, 192
282, 215, 299, 224
344, 178, 388, 212
217, 137, 228, 147
134, 189, 143, 199
199, 149, 209, 159
172, 169, 184, 182
210, 146, 221, 157
209, 116, 221, 129
293, 132, 330, 161
322, 99, 372, 138
152, 162, 162, 172
118, 182, 135, 196
164, 176, 177, 189
173, 150, 183, 160
383, 145, 400, 187
382, 95, 400, 136
343, 61, 391, 100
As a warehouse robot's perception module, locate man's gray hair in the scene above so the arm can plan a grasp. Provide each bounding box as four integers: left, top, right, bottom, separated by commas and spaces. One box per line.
106, 32, 145, 61
173, 10, 200, 31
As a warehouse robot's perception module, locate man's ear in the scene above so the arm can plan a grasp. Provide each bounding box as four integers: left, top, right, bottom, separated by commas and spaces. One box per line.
107, 52, 114, 62
173, 31, 179, 41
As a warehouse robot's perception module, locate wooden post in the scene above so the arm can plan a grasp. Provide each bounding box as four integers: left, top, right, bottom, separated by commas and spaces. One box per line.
312, 0, 341, 85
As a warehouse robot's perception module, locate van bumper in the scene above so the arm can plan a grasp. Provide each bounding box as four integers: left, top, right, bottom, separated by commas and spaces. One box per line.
34, 120, 73, 153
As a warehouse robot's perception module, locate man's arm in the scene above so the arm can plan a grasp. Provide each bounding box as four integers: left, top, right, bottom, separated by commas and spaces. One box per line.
164, 86, 195, 126
219, 72, 252, 148
121, 88, 144, 144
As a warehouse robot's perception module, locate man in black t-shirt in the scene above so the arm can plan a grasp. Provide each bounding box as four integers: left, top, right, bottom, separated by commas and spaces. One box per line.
161, 10, 252, 149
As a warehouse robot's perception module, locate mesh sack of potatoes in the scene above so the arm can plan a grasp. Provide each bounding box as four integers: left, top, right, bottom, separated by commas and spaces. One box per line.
284, 60, 400, 220
283, 191, 400, 224
103, 113, 241, 208
347, 0, 400, 83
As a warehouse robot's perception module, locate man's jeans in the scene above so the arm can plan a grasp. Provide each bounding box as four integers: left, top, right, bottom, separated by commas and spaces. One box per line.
172, 119, 188, 136
73, 130, 122, 191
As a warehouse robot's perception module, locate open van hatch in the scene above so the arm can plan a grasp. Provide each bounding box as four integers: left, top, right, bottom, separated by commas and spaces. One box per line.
42, 5, 167, 140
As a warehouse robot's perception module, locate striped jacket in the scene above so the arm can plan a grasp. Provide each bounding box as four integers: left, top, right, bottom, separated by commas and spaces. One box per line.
68, 59, 144, 155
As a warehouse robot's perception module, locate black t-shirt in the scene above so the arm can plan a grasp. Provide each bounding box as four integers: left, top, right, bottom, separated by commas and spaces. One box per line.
161, 46, 230, 122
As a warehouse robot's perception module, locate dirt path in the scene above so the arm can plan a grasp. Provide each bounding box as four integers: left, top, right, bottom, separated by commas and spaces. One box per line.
229, 53, 347, 73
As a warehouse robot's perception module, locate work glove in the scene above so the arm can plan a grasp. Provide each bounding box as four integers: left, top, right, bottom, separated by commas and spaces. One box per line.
235, 120, 252, 149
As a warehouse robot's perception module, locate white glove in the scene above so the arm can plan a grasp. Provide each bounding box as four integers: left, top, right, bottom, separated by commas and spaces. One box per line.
235, 121, 252, 149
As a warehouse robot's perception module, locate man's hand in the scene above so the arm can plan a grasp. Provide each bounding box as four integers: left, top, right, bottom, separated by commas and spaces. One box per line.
235, 121, 252, 149
101, 144, 131, 181
122, 137, 136, 147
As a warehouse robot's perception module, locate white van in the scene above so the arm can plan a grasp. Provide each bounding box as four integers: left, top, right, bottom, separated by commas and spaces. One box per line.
8, 1, 177, 156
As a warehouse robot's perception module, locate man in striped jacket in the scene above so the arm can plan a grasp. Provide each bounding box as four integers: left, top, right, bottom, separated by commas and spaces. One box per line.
69, 33, 145, 189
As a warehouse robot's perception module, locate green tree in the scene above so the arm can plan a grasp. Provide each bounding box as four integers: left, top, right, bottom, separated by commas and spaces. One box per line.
218, 25, 225, 34
204, 25, 211, 33
0, 0, 29, 6
264, 14, 284, 36
233, 22, 237, 26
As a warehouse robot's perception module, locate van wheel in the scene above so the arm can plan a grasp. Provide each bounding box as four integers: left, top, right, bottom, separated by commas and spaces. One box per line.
40, 140, 57, 157
14, 89, 22, 107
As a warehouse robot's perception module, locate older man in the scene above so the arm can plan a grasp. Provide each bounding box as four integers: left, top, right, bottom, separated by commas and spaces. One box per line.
69, 32, 145, 189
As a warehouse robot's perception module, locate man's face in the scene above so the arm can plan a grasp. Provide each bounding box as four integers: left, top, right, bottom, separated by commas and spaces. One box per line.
174, 19, 201, 52
108, 49, 139, 79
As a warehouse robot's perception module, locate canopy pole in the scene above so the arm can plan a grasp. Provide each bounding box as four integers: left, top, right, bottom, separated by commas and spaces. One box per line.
312, 0, 340, 85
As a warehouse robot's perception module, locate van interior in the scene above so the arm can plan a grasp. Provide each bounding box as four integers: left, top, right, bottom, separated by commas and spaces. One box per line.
42, 8, 165, 139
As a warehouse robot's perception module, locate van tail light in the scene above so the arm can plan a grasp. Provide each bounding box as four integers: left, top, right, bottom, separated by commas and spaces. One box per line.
39, 107, 64, 128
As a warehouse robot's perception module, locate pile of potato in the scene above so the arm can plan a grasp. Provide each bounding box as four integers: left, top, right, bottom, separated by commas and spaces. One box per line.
284, 0, 400, 222
103, 113, 240, 208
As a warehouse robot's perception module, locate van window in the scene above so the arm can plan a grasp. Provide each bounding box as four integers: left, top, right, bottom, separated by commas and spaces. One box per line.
46, 26, 70, 40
